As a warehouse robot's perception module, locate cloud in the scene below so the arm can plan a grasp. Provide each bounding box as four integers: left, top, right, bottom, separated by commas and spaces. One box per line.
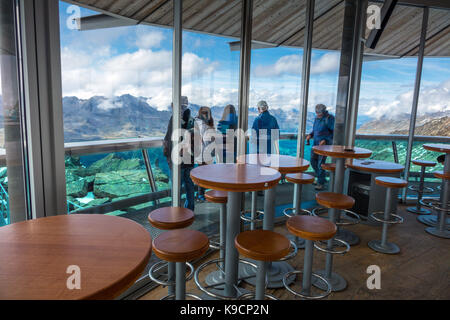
253, 52, 339, 78
135, 30, 165, 49
360, 80, 450, 118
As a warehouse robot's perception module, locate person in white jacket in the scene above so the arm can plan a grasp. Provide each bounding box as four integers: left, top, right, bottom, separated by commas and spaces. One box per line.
194, 106, 222, 200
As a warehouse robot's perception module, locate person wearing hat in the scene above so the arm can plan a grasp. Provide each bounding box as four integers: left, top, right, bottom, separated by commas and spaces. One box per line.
251, 100, 280, 154
306, 104, 335, 190
163, 96, 196, 210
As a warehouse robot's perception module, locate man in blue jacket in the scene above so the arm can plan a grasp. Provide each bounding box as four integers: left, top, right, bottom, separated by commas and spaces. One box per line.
306, 104, 335, 190
251, 100, 280, 155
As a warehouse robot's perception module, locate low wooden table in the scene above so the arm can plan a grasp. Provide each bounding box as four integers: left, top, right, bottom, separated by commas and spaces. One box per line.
0, 214, 152, 300
419, 144, 450, 238
312, 145, 372, 292
190, 163, 281, 298
236, 154, 310, 288
346, 159, 404, 223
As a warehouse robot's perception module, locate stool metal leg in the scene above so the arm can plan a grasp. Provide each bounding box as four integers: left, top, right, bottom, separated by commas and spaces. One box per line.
368, 188, 400, 254
425, 156, 450, 238
168, 262, 176, 296
220, 203, 227, 269
251, 191, 257, 230
175, 262, 186, 300
288, 184, 306, 249
408, 166, 431, 215
333, 158, 360, 246
255, 261, 267, 300
312, 207, 347, 292
302, 239, 314, 296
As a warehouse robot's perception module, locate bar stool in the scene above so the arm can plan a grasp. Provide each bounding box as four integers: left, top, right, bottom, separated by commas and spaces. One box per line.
283, 173, 315, 250
283, 215, 336, 299
423, 171, 450, 238
147, 207, 195, 296
368, 177, 407, 254
234, 230, 291, 300
311, 192, 352, 292
321, 163, 336, 192
407, 159, 436, 215
152, 229, 209, 300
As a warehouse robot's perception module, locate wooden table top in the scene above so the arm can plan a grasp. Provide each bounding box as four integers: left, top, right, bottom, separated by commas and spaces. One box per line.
0, 214, 152, 300
313, 145, 372, 159
190, 163, 281, 192
423, 144, 450, 153
236, 154, 310, 174
347, 159, 404, 174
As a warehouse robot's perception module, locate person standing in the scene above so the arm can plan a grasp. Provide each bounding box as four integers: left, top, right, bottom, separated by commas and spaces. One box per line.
251, 100, 280, 155
217, 104, 238, 163
306, 104, 335, 190
163, 96, 196, 210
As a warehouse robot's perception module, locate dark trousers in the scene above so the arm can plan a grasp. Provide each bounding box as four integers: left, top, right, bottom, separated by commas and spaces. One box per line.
310, 151, 327, 185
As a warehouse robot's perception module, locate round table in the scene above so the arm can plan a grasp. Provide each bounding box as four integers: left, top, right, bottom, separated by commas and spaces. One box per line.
312, 145, 372, 291
0, 214, 152, 299
191, 163, 281, 298
346, 159, 404, 174
236, 154, 310, 288
419, 144, 450, 238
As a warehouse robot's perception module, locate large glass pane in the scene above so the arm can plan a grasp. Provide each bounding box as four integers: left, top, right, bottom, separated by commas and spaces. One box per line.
0, 0, 30, 225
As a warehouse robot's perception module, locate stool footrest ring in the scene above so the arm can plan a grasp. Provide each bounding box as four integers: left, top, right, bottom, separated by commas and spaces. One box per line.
149, 261, 194, 286
161, 293, 202, 300
282, 270, 331, 300
208, 234, 222, 250
237, 292, 278, 300
370, 212, 404, 224
240, 210, 264, 223
194, 258, 258, 300
283, 207, 312, 218
314, 238, 350, 255
311, 207, 361, 226
408, 185, 434, 194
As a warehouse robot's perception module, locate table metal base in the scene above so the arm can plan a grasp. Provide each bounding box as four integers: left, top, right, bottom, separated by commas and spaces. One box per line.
335, 228, 360, 246
311, 270, 347, 292
242, 261, 295, 288
407, 206, 431, 215
417, 215, 450, 229
425, 227, 450, 239
287, 234, 305, 249
368, 239, 400, 254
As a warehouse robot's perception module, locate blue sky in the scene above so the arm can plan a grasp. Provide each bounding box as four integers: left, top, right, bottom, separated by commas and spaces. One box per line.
59, 1, 450, 120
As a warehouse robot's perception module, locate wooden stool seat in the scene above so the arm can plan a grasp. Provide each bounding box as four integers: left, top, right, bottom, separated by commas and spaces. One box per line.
286, 215, 336, 241
315, 192, 355, 209
235, 230, 290, 261
321, 163, 336, 172
205, 190, 228, 203
434, 170, 450, 180
152, 229, 209, 262
285, 173, 315, 184
412, 159, 436, 167
375, 176, 408, 188
148, 207, 194, 230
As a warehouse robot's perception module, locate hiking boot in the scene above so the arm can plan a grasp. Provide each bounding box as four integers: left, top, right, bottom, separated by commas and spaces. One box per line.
315, 184, 324, 191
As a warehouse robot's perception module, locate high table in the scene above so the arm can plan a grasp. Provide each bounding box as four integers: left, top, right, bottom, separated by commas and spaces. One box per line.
312, 145, 372, 291
236, 154, 310, 288
346, 159, 404, 224
0, 214, 152, 299
419, 144, 450, 238
190, 163, 281, 298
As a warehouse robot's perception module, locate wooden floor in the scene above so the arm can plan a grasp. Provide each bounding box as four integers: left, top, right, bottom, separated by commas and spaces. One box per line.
139, 204, 450, 300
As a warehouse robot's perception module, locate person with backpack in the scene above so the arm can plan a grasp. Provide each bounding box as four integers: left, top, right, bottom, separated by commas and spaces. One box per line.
163, 96, 196, 210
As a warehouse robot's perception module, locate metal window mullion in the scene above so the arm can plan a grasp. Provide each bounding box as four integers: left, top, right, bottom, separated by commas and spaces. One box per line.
402, 7, 428, 202
172, 0, 182, 207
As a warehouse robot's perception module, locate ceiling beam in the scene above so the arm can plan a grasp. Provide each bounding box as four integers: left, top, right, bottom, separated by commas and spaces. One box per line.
366, 0, 398, 49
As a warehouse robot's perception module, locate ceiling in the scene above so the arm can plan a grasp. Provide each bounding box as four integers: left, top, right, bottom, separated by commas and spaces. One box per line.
66, 0, 450, 57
